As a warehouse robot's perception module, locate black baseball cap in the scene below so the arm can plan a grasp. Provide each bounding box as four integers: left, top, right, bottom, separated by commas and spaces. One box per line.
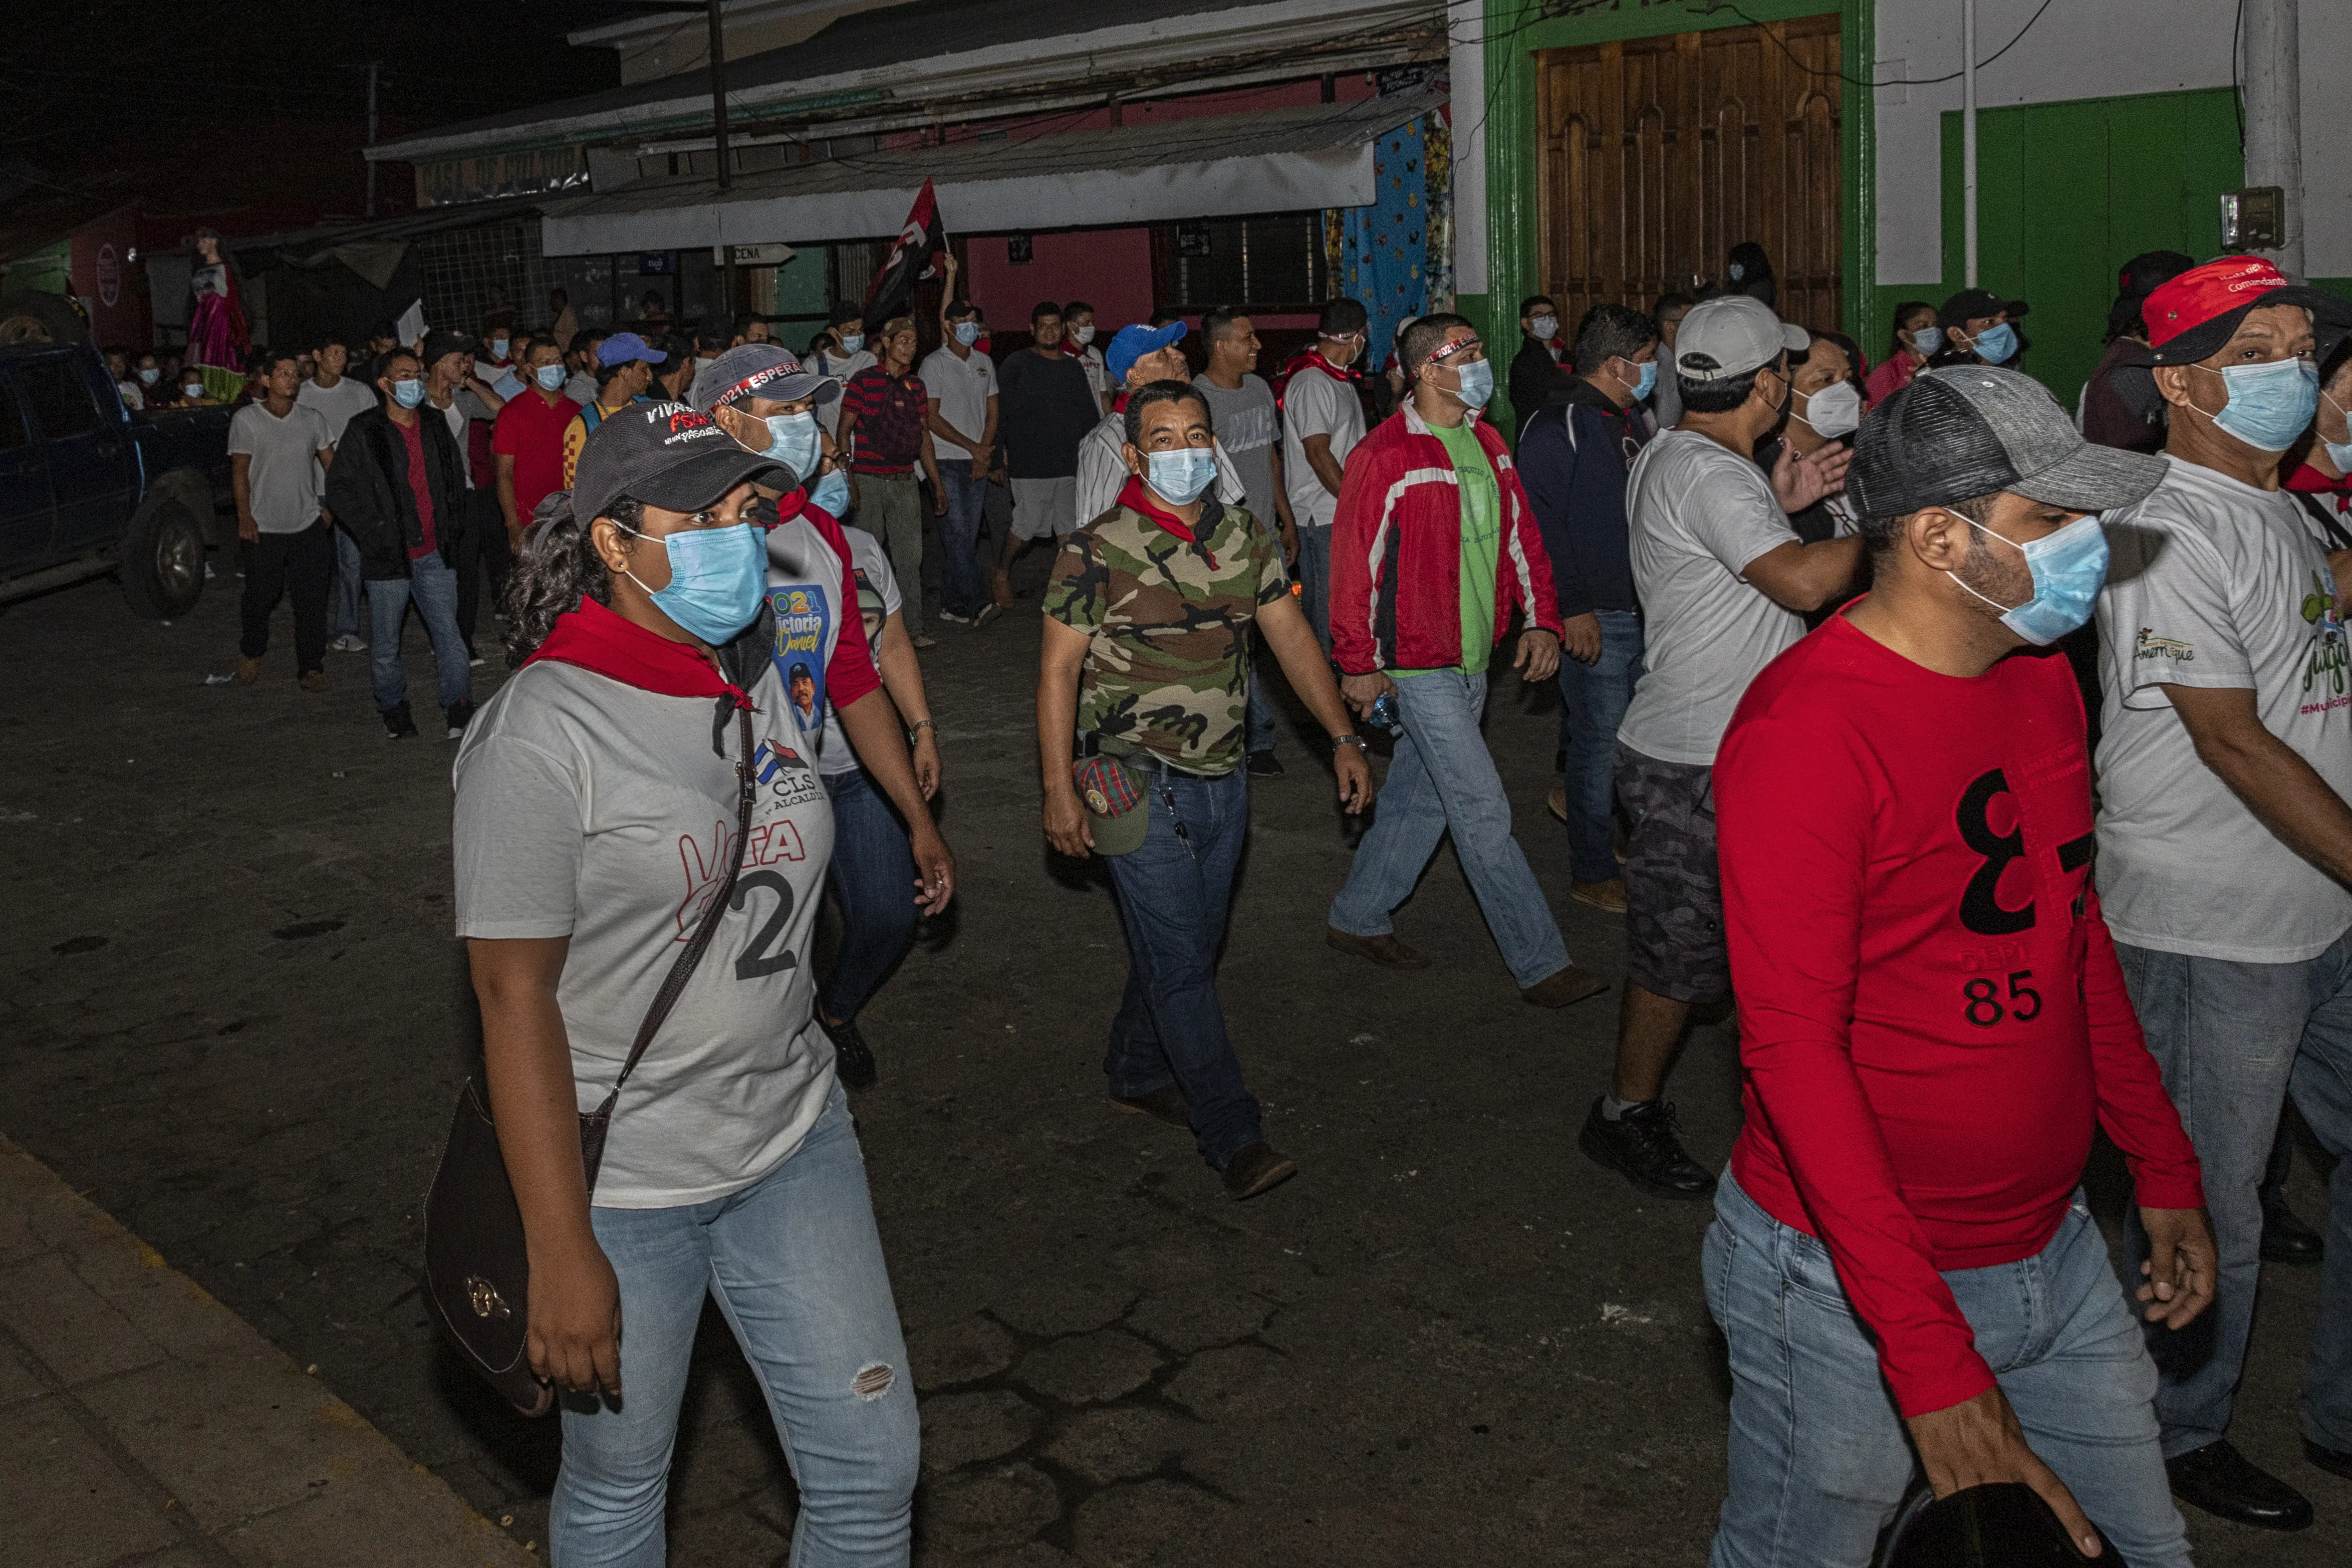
2109, 250, 2196, 334
571, 400, 789, 528
1937, 289, 2029, 329
688, 344, 840, 415
1848, 366, 2164, 520
421, 329, 476, 367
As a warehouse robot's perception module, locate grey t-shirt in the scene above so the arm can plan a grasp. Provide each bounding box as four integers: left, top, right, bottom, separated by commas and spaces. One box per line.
1616, 430, 1803, 766
295, 376, 378, 445
817, 525, 899, 776
451, 654, 837, 1209
227, 401, 333, 533
2096, 455, 2352, 961
1193, 373, 1280, 525
1281, 364, 1364, 529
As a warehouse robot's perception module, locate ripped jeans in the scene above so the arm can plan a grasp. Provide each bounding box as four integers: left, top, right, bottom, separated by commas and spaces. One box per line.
552, 1084, 919, 1566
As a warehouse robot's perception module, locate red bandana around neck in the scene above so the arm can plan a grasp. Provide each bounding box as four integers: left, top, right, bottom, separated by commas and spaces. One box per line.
524, 595, 754, 708
1116, 474, 1218, 567
1111, 390, 1131, 415
2288, 462, 2351, 513
1284, 347, 1361, 385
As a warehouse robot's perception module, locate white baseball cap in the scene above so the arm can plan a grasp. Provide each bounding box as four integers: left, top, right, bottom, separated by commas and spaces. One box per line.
1673, 295, 1809, 382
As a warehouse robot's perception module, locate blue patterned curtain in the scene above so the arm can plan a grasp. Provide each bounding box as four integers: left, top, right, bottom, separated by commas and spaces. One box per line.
1340, 117, 1429, 371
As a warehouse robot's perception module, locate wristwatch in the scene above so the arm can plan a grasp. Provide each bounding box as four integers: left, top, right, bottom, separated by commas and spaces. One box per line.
907, 718, 937, 743
1332, 733, 1368, 751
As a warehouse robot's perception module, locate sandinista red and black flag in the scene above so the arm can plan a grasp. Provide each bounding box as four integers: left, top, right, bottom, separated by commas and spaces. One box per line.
863, 179, 947, 334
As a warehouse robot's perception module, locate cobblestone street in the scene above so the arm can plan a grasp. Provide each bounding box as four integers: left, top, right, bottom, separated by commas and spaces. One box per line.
2, 570, 2343, 1565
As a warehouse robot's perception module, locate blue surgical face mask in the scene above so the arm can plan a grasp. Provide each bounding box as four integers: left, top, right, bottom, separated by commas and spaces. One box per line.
1450, 357, 1495, 410
138, 367, 159, 384
838, 333, 864, 355
1144, 446, 1218, 507
2323, 392, 2352, 474
953, 321, 981, 347
759, 410, 822, 482
1629, 359, 1658, 401
1911, 327, 1943, 356
619, 521, 768, 645
1948, 513, 2109, 646
810, 468, 851, 517
391, 378, 426, 409
1969, 322, 2018, 364
490, 338, 509, 359
2197, 357, 2321, 454
535, 363, 567, 392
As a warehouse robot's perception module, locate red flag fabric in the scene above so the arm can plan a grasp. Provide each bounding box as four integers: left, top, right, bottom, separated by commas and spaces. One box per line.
862, 179, 948, 335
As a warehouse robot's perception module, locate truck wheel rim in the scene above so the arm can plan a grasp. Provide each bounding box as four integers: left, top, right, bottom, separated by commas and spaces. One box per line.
159, 522, 201, 597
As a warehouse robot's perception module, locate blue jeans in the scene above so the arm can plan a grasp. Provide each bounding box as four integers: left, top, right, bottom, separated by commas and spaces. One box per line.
1245, 640, 1279, 756
1328, 669, 1572, 989
1703, 1172, 2188, 1568
2117, 933, 2352, 1456
1554, 610, 1643, 884
1103, 762, 1263, 1170
932, 458, 988, 617
330, 527, 364, 641
818, 766, 917, 1025
1293, 525, 1333, 655
553, 1086, 918, 1567
366, 551, 470, 713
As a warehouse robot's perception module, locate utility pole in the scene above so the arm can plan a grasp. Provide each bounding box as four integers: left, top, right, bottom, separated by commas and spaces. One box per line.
2242, 0, 2305, 278
365, 60, 382, 219
709, 0, 736, 316
1961, 0, 1977, 288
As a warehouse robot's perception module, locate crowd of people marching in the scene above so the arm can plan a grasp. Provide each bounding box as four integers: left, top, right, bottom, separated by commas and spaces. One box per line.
178, 238, 2352, 1564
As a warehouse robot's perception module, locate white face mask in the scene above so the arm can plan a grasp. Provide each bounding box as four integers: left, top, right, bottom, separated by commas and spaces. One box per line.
1072, 325, 1095, 347
1795, 381, 1863, 438
1530, 314, 1559, 342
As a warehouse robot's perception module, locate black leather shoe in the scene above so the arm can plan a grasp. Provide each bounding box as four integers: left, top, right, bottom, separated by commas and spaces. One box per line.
1579, 1097, 1715, 1199
2261, 1193, 2326, 1265
1222, 1142, 1296, 1201
2166, 1439, 2313, 1530
2309, 1437, 2352, 1482
1111, 1083, 1191, 1129
823, 1015, 877, 1091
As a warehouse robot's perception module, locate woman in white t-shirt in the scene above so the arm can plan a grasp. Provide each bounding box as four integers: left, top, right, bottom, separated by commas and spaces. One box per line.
453, 402, 947, 1563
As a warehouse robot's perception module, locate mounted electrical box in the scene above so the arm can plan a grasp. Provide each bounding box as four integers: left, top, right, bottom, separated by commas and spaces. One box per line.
2220, 187, 2286, 251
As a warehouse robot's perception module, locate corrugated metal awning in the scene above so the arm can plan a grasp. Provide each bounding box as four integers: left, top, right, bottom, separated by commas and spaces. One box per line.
538, 88, 1443, 256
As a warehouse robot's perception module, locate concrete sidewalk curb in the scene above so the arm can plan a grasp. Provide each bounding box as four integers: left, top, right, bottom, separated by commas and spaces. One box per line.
0, 1135, 535, 1568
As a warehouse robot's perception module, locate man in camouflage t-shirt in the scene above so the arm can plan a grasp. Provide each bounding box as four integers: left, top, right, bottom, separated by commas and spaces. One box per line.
1039, 382, 1371, 1201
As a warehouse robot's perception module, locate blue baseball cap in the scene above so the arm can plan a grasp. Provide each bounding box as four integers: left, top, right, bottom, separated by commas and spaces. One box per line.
1106, 321, 1186, 386
596, 331, 667, 369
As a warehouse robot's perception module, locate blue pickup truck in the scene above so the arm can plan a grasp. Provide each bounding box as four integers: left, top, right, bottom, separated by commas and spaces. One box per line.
0, 294, 233, 619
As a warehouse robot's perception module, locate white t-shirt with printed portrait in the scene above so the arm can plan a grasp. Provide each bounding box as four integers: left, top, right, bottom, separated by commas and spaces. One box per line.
818, 526, 900, 776
2095, 455, 2352, 962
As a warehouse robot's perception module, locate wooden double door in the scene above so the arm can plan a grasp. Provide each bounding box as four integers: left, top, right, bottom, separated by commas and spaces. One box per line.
1536, 16, 1842, 332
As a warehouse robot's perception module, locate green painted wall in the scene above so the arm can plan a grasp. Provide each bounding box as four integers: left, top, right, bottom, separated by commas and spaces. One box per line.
1935, 88, 2243, 410
1480, 0, 1868, 439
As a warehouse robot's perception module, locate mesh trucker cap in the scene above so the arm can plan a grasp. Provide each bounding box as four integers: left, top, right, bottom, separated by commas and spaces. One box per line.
1672, 295, 1808, 382
1847, 366, 2165, 521
687, 344, 839, 415
572, 400, 789, 528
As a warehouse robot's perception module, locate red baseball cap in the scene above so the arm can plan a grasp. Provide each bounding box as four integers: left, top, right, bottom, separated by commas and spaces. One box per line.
2144, 256, 2349, 364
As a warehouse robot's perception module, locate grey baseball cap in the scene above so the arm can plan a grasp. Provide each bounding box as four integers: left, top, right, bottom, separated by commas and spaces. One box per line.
1847, 366, 2166, 520
687, 344, 840, 415
1673, 294, 1809, 382
571, 399, 789, 528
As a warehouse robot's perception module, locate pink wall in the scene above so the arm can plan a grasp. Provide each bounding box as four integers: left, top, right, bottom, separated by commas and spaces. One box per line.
959, 226, 1154, 332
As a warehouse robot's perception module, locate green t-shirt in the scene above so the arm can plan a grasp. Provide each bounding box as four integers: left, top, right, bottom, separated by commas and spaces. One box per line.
1401, 418, 1500, 677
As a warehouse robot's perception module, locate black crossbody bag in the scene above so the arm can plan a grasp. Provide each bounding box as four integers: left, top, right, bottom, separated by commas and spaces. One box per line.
422, 701, 756, 1416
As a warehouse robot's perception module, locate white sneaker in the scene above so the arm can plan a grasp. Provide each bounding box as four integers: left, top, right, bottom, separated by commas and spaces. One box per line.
328, 633, 368, 654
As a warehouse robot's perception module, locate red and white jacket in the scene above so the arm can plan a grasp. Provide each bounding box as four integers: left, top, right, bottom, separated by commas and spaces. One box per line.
1329, 401, 1561, 675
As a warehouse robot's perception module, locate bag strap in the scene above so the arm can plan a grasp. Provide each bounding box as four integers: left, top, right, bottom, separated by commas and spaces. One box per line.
598, 702, 757, 1109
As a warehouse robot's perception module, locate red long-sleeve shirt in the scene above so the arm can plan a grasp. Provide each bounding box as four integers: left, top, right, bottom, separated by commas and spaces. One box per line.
1715, 614, 2203, 1418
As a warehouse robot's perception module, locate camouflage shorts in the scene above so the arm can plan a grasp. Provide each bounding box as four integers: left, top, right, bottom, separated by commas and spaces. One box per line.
1614, 743, 1729, 1005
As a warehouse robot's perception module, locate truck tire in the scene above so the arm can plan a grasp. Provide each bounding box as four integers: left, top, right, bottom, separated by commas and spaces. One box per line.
0, 291, 89, 348
119, 498, 206, 619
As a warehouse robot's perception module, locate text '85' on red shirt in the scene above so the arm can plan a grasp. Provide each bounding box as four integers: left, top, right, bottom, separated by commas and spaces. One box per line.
1714, 612, 2202, 1418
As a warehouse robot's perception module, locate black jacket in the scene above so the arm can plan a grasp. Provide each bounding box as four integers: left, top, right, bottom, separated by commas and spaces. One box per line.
325, 404, 467, 581
1518, 377, 1649, 619
1509, 336, 1574, 438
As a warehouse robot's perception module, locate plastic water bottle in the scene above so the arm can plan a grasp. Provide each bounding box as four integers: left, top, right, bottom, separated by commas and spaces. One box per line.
1368, 690, 1400, 734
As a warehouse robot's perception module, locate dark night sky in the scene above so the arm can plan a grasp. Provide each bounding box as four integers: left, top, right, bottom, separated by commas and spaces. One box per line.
4, 1, 635, 169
